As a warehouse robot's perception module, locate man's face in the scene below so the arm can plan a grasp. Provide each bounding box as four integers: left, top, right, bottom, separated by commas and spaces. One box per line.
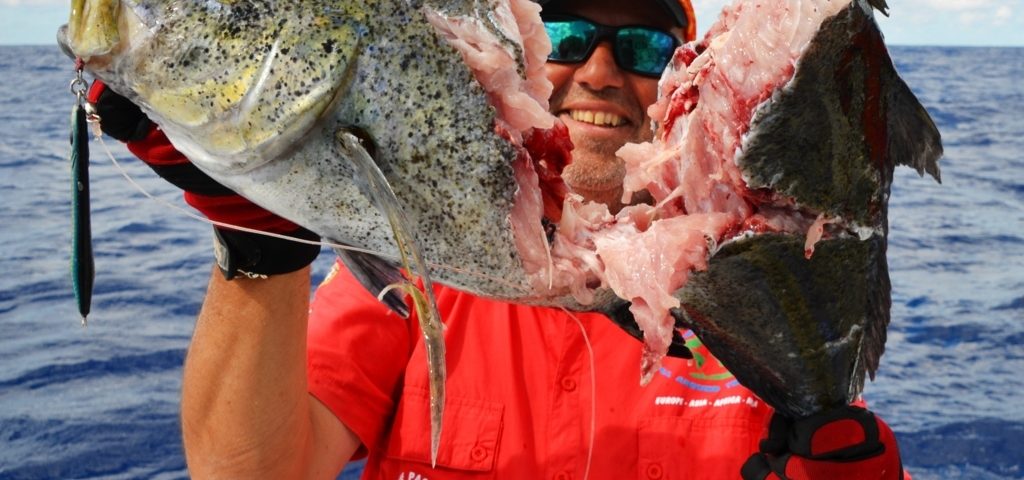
544, 0, 679, 211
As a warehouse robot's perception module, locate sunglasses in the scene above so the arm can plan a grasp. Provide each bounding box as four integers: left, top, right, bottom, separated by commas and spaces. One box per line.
542, 15, 679, 78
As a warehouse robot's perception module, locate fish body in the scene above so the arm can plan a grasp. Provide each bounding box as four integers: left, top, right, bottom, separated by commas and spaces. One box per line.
60, 0, 557, 305
610, 0, 941, 416
60, 0, 557, 464
59, 0, 942, 419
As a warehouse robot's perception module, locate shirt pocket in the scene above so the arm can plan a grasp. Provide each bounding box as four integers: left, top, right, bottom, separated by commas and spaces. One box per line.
383, 388, 504, 478
637, 415, 761, 480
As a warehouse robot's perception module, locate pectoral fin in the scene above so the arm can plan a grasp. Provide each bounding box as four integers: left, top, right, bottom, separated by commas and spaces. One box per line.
336, 126, 447, 467
887, 75, 943, 182
336, 249, 410, 318
867, 0, 890, 16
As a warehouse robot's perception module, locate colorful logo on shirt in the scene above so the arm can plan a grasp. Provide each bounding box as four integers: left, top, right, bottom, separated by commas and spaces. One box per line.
653, 333, 762, 410
398, 471, 429, 480
658, 330, 741, 394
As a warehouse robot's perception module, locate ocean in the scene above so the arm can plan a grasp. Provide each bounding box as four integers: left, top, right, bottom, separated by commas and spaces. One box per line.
0, 45, 1021, 479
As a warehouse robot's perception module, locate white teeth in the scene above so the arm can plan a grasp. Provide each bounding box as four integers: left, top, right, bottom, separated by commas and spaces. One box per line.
569, 110, 624, 127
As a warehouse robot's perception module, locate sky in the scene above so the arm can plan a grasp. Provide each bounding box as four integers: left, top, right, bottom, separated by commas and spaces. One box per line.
1, 0, 1022, 47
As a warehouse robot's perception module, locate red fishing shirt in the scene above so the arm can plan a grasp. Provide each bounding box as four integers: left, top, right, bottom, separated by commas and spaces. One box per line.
307, 261, 774, 479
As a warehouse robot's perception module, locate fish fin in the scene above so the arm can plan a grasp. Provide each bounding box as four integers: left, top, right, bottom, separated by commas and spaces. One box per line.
859, 240, 892, 385
336, 127, 447, 465
335, 249, 411, 318
887, 75, 943, 183
672, 235, 890, 417
867, 0, 890, 17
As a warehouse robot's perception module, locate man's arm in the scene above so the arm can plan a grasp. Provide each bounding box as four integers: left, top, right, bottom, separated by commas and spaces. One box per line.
89, 81, 366, 478
181, 266, 361, 479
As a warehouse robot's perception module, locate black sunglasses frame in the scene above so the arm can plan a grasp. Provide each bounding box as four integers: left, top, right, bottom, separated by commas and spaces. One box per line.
542, 14, 680, 78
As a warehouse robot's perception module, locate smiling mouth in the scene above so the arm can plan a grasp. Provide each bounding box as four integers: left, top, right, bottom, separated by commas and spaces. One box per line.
565, 109, 626, 127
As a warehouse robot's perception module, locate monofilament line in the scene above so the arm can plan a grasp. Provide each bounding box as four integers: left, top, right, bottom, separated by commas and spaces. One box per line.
563, 308, 596, 480
94, 134, 530, 293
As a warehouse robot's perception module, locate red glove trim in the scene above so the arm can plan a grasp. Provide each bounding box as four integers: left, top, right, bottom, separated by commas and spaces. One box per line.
87, 79, 107, 104
184, 191, 302, 234
812, 418, 868, 456
89, 79, 185, 167
126, 124, 192, 167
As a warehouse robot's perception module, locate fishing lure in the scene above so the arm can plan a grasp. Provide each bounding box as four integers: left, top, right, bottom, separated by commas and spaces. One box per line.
69, 60, 94, 324
338, 130, 448, 467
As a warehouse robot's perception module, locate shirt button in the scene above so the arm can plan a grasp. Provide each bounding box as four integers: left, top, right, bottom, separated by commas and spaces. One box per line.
646, 463, 664, 479
560, 377, 577, 392
554, 471, 572, 480
470, 446, 488, 461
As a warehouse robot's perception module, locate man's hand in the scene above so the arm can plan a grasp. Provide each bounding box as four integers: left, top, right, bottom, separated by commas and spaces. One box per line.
87, 81, 321, 279
741, 405, 905, 480
88, 81, 153, 143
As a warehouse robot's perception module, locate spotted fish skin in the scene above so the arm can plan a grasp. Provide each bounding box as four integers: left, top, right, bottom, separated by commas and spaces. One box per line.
59, 1, 548, 466
59, 0, 540, 301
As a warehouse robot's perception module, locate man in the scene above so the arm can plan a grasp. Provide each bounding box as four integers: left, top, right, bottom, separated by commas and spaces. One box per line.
90, 0, 905, 478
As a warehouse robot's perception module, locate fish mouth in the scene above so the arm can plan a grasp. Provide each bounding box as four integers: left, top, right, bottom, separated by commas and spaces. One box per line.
56, 25, 77, 61
63, 0, 121, 60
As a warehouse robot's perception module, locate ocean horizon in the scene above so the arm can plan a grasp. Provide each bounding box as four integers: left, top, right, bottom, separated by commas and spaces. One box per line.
1, 44, 1022, 479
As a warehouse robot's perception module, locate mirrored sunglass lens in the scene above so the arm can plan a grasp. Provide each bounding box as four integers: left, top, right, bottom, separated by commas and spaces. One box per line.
616, 28, 676, 75
544, 20, 595, 62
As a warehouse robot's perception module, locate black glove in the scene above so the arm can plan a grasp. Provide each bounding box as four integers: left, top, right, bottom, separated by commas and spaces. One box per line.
88, 82, 152, 142
87, 80, 322, 279
741, 405, 904, 480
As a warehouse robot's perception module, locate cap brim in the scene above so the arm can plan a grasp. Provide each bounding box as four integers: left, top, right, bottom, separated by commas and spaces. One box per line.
534, 0, 689, 28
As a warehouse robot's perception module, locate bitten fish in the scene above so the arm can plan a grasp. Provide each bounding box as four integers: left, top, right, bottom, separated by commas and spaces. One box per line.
58, 0, 941, 426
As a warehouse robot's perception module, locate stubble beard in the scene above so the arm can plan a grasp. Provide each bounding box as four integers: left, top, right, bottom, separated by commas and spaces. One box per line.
561, 122, 654, 211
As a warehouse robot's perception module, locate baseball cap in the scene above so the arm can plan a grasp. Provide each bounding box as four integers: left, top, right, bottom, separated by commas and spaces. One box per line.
535, 0, 697, 41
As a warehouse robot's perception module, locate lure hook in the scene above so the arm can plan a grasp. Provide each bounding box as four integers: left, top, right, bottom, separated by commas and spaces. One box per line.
69, 59, 88, 102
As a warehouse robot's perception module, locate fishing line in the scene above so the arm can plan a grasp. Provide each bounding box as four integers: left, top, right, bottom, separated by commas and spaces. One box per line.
92, 135, 533, 293
563, 308, 596, 480
96, 135, 359, 248
98, 129, 598, 473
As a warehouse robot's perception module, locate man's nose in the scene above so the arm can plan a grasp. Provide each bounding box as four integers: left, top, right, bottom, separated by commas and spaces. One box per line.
573, 42, 625, 90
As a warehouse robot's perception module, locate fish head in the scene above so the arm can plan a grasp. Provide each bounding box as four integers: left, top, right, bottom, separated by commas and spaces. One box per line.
59, 0, 369, 176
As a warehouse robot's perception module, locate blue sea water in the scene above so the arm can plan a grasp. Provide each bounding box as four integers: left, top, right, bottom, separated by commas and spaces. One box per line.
0, 44, 1021, 479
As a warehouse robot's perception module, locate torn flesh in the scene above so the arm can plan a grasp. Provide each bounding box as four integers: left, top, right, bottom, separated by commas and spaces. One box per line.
433, 0, 857, 381
545, 0, 855, 380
